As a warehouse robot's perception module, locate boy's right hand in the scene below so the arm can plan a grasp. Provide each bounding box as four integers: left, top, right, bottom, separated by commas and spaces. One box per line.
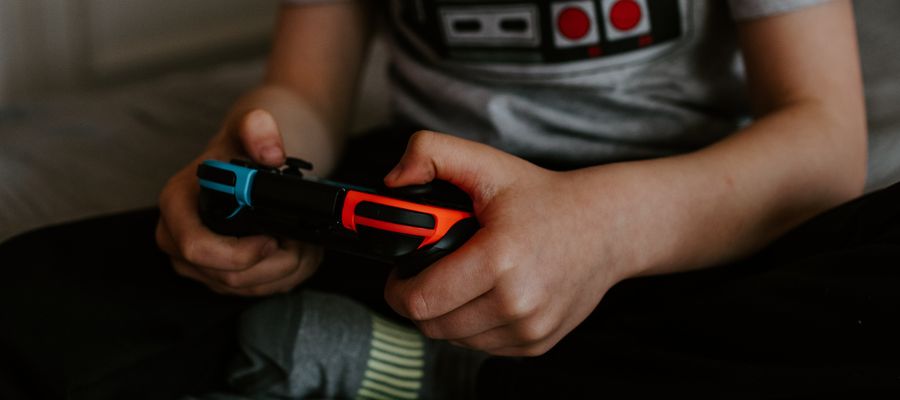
155, 109, 323, 296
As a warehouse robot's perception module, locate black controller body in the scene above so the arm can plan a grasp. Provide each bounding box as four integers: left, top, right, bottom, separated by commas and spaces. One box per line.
197, 158, 478, 277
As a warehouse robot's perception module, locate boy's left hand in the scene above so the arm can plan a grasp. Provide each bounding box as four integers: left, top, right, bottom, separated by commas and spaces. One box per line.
383, 131, 636, 356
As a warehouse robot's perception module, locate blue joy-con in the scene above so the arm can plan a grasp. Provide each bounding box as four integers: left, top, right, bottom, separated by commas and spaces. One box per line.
197, 160, 257, 219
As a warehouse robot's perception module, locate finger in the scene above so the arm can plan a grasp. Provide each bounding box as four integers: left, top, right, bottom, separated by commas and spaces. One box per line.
385, 228, 503, 321
478, 327, 570, 358
159, 170, 277, 271
173, 252, 308, 297
280, 240, 322, 283
414, 260, 547, 339
383, 131, 519, 205
450, 314, 560, 356
158, 219, 229, 292
229, 257, 316, 296
210, 251, 316, 297
171, 258, 233, 295
414, 291, 512, 340
199, 240, 320, 289
238, 109, 285, 167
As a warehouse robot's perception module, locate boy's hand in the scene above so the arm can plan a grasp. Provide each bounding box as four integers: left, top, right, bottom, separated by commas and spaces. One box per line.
383, 131, 634, 356
156, 109, 323, 296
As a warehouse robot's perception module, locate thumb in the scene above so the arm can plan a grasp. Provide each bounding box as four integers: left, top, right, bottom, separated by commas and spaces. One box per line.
384, 131, 516, 201
238, 109, 285, 167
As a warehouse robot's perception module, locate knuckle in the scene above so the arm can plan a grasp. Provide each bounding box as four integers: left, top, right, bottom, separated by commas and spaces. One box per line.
496, 291, 534, 320
408, 130, 433, 151
227, 248, 257, 270
416, 321, 442, 339
219, 271, 248, 289
517, 319, 551, 343
484, 243, 516, 278
404, 289, 432, 321
180, 239, 203, 264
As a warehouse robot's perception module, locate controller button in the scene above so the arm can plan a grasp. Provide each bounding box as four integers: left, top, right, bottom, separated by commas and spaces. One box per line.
197, 164, 236, 186
286, 157, 314, 171
355, 201, 436, 229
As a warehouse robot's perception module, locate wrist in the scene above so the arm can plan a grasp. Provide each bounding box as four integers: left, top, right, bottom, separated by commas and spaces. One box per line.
552, 166, 646, 286
561, 162, 682, 283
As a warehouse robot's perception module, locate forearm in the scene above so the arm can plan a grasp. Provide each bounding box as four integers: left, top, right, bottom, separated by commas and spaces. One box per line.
266, 3, 373, 136
213, 3, 373, 175
566, 0, 867, 279
570, 100, 866, 278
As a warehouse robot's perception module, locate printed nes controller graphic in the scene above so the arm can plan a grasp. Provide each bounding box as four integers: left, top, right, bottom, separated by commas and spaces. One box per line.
397, 0, 682, 63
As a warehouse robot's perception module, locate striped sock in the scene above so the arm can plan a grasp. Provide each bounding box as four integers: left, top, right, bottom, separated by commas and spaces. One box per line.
356, 315, 426, 399
224, 291, 487, 400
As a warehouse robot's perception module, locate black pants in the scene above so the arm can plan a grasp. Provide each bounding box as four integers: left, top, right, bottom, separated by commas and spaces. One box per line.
2, 132, 900, 399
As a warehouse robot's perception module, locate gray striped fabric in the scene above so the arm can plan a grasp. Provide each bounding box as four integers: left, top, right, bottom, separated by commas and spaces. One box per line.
357, 315, 427, 399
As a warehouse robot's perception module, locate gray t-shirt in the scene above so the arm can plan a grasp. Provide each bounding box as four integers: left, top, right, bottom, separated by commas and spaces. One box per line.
285, 0, 899, 191
383, 0, 798, 165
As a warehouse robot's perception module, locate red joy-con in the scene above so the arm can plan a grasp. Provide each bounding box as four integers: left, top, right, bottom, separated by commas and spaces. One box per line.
340, 190, 473, 249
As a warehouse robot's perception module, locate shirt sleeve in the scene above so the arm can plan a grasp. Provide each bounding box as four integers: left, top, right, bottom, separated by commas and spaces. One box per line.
728, 0, 832, 21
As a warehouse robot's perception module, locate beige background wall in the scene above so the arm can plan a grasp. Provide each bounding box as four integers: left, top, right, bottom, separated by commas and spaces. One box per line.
0, 0, 278, 104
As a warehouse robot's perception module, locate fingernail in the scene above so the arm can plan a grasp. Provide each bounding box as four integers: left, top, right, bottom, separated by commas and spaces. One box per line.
249, 109, 275, 132
260, 145, 283, 163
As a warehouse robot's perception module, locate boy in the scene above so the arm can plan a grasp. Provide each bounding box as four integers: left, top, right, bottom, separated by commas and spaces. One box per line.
3, 0, 899, 398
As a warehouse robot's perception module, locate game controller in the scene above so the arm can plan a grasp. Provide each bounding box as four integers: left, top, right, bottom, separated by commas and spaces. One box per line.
196, 157, 479, 277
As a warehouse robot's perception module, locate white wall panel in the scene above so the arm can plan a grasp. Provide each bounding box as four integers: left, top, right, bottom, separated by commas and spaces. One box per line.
86, 0, 278, 75
0, 0, 84, 102
0, 0, 279, 103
